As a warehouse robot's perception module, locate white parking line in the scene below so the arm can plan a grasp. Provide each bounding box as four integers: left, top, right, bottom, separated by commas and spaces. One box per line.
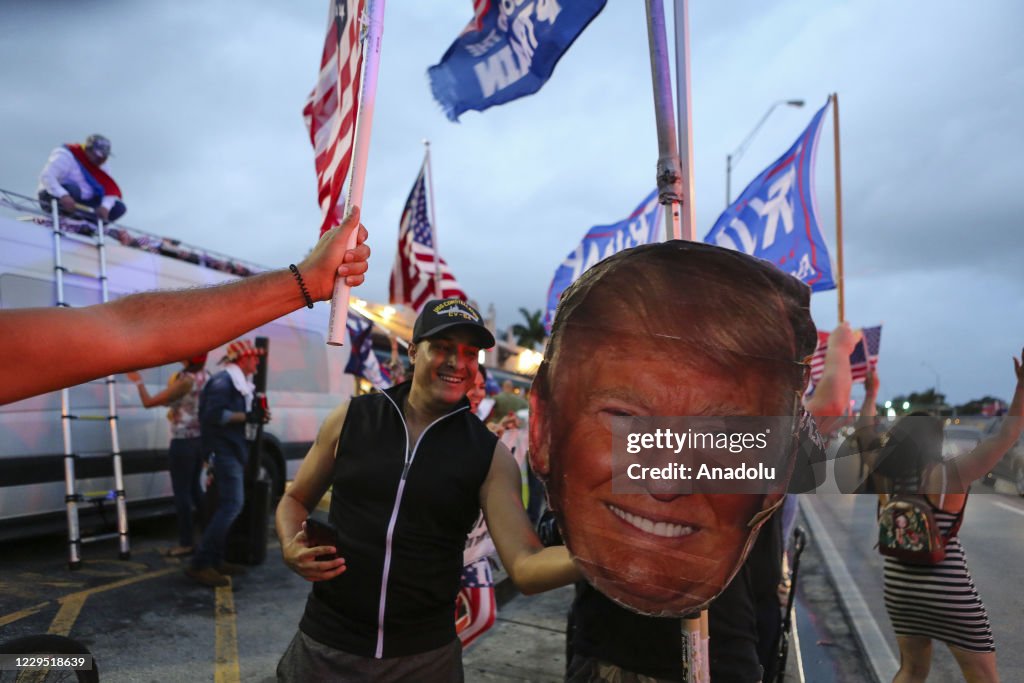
991, 500, 1024, 517
791, 609, 806, 682
799, 498, 899, 683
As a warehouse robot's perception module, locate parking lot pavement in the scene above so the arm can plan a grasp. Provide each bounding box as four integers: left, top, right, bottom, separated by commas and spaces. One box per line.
1, 508, 875, 683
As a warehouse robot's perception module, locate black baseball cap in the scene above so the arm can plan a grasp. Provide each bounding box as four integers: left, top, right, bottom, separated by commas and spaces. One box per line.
413, 299, 495, 349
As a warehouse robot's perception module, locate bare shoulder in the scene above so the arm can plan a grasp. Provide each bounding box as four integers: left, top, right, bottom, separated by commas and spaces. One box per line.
315, 400, 351, 450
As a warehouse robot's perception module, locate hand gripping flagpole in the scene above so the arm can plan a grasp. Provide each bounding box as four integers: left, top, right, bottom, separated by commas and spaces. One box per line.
644, 0, 686, 242
327, 0, 386, 346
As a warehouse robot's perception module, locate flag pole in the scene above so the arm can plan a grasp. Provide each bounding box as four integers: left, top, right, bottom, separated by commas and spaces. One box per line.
423, 139, 442, 296
648, 0, 705, 678
644, 0, 684, 241
673, 0, 695, 241
832, 92, 845, 323
327, 0, 386, 346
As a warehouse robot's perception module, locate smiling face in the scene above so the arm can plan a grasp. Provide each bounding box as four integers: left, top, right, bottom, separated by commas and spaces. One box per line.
408, 328, 481, 410
466, 369, 487, 413
528, 241, 815, 616
531, 333, 787, 615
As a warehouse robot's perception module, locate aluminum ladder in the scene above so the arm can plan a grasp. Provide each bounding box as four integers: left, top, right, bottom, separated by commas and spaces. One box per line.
50, 200, 131, 569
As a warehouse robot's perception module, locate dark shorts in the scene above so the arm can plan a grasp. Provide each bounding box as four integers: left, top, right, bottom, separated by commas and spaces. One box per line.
276, 630, 463, 683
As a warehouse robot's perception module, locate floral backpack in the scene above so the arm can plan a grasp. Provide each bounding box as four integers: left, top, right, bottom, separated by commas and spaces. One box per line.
877, 466, 964, 565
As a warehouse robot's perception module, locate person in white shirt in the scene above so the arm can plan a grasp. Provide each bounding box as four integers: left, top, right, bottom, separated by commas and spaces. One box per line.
37, 133, 126, 222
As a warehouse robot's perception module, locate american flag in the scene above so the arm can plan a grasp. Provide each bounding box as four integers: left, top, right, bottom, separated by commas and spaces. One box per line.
303, 0, 366, 236
388, 163, 468, 312
809, 325, 882, 386
456, 557, 496, 648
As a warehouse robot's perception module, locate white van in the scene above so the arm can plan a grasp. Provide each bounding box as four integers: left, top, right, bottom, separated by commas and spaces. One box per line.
0, 191, 355, 542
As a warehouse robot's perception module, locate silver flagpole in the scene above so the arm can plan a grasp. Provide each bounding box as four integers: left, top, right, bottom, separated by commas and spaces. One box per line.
674, 1, 705, 678
644, 0, 684, 241
327, 0, 386, 345
674, 0, 695, 241
423, 139, 442, 297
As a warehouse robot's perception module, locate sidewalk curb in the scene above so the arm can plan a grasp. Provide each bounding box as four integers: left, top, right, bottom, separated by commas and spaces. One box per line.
799, 497, 899, 683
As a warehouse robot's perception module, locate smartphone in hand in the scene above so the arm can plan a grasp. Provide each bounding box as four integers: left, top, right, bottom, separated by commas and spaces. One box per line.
305, 513, 341, 562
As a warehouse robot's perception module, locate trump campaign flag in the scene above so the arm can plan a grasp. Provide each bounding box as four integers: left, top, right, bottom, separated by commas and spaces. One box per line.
705, 99, 835, 291
543, 189, 662, 331
389, 162, 469, 312
809, 325, 882, 387
428, 0, 607, 122
303, 0, 366, 236
345, 310, 391, 388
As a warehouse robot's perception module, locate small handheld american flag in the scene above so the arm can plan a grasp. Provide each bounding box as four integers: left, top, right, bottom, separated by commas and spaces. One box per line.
809, 325, 882, 386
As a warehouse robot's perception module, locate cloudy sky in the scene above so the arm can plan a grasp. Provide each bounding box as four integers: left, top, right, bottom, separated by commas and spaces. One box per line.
3, 0, 1022, 405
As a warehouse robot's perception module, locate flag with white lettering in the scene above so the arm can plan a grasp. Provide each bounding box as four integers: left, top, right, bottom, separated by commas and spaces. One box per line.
428, 0, 607, 122
809, 325, 882, 386
303, 0, 366, 236
543, 189, 662, 332
705, 99, 835, 291
388, 162, 469, 312
344, 310, 391, 388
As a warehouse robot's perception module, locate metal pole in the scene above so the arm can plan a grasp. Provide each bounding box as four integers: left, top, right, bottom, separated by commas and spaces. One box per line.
725, 154, 731, 208
725, 99, 804, 207
644, 0, 684, 241
327, 0, 386, 345
423, 140, 442, 296
673, 0, 695, 240
831, 93, 845, 322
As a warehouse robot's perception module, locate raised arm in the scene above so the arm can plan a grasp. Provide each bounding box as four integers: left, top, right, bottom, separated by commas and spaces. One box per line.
125, 370, 191, 408
948, 349, 1024, 485
2, 209, 369, 405
804, 322, 859, 432
480, 442, 579, 595
275, 400, 350, 582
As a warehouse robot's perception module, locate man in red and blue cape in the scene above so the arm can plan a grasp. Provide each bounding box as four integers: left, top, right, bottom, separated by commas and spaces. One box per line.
38, 133, 127, 223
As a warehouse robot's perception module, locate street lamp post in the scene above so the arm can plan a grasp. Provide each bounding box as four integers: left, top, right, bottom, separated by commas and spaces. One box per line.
725, 99, 805, 207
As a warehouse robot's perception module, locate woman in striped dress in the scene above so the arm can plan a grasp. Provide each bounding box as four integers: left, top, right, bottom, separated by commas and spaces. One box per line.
863, 352, 1024, 683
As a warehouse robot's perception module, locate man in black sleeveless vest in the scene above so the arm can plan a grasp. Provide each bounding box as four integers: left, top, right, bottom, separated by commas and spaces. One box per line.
275, 298, 578, 682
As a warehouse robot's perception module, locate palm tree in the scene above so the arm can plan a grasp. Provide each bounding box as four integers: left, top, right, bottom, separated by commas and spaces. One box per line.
510, 308, 546, 350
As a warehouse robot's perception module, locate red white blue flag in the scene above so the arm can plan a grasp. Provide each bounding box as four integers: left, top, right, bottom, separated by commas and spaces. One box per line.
388, 163, 468, 313
809, 325, 882, 386
303, 0, 366, 236
705, 99, 835, 291
344, 310, 390, 388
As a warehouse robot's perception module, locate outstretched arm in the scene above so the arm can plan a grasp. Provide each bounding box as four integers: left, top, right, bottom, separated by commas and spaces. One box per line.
804, 322, 860, 431
125, 370, 191, 408
950, 349, 1024, 485
2, 209, 370, 405
480, 442, 580, 595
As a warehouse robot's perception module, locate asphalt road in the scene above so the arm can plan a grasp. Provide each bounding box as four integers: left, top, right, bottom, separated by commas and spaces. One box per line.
806, 457, 1024, 682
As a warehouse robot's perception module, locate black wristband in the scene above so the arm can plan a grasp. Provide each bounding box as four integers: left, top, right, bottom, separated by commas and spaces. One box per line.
289, 264, 314, 309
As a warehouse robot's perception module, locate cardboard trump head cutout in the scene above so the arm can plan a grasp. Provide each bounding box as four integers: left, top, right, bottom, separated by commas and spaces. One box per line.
529, 241, 819, 616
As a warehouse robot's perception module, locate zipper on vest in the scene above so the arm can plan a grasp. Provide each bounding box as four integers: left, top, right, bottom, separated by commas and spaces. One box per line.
373, 391, 467, 658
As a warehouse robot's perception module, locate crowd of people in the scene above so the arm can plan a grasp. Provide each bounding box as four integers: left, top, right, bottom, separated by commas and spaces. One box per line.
8, 138, 1024, 682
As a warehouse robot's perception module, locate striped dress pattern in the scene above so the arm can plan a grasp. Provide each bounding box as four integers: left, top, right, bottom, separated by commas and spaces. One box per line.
882, 476, 995, 652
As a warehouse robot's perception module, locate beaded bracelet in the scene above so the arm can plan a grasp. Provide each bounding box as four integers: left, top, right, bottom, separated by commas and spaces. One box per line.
289, 264, 314, 309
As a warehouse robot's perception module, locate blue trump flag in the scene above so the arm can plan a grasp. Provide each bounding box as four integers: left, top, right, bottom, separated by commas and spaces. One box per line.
704, 99, 836, 292
345, 310, 391, 389
428, 0, 606, 122
544, 189, 662, 332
